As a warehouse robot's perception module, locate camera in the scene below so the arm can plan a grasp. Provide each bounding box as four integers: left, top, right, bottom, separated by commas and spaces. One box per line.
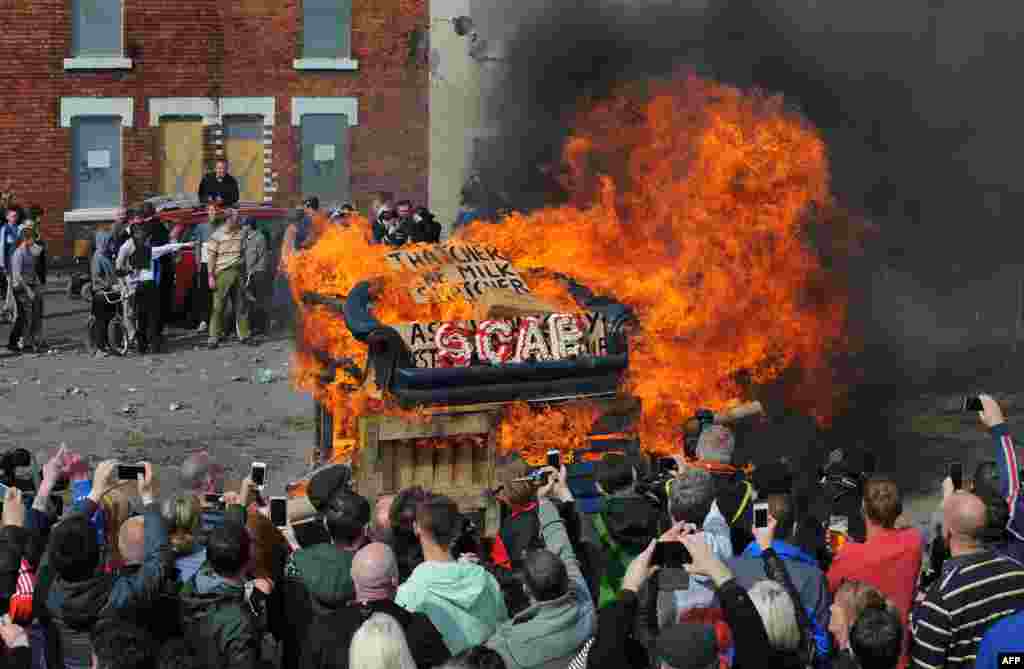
451, 509, 484, 557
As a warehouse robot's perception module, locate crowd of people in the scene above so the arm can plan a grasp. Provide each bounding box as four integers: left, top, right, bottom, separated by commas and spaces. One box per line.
86, 161, 441, 355
0, 395, 1017, 669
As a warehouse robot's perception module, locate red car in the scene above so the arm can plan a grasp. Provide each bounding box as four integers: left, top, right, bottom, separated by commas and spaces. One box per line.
145, 197, 293, 319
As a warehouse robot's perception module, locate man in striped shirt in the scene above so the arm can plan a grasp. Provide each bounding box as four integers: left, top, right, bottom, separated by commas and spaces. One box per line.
910, 489, 1024, 668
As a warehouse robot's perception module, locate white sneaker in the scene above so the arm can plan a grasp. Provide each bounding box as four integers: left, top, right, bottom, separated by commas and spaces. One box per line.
196, 321, 207, 333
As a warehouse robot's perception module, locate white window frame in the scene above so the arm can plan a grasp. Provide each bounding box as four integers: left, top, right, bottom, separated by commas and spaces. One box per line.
61, 97, 133, 222
294, 1, 359, 71
64, 0, 132, 70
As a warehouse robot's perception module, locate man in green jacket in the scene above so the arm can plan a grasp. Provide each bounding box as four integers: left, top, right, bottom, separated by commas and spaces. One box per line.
180, 501, 263, 669
395, 494, 508, 654
485, 467, 596, 669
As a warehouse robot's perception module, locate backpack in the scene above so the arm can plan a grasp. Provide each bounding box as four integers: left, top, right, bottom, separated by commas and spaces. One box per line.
593, 512, 644, 608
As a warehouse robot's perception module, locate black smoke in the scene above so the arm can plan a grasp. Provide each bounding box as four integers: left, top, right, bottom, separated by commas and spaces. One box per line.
477, 0, 1024, 392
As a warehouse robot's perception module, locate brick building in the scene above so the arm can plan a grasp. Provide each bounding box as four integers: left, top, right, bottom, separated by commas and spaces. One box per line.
0, 0, 428, 260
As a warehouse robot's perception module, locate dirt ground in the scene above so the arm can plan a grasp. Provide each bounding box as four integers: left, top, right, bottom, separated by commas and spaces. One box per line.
0, 273, 317, 497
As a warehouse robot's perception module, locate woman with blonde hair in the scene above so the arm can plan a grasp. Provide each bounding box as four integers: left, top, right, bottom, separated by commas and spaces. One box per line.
161, 494, 206, 583
349, 612, 417, 669
97, 484, 135, 570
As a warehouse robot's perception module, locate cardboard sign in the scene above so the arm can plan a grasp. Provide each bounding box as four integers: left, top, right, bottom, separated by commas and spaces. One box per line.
87, 150, 111, 169
394, 312, 610, 369
313, 144, 335, 162
385, 243, 532, 304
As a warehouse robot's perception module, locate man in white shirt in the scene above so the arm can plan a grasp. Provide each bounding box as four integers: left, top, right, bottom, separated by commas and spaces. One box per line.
115, 210, 192, 353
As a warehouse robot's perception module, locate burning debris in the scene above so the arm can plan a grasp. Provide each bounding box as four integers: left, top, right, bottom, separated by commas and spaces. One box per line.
286, 72, 857, 467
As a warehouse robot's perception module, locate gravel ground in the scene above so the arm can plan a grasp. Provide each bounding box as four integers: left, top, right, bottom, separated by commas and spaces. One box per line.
0, 273, 317, 496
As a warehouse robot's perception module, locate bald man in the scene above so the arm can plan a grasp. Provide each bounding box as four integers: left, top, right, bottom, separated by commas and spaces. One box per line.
111, 515, 180, 642
298, 542, 450, 669
911, 490, 1024, 668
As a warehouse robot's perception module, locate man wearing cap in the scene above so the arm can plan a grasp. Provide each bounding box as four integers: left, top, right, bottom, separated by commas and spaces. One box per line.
298, 542, 451, 669
198, 159, 240, 208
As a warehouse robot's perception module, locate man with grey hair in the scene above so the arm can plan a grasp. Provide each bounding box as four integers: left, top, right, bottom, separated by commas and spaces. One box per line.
298, 542, 450, 669
693, 424, 757, 554
664, 466, 734, 622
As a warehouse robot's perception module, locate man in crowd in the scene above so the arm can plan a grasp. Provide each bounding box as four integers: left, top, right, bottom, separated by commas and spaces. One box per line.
40, 461, 171, 669
281, 490, 370, 669
826, 474, 922, 660
241, 216, 269, 335
198, 159, 240, 208
141, 203, 174, 335
661, 466, 734, 625
116, 211, 192, 353
296, 197, 325, 250
688, 425, 756, 553
188, 205, 219, 333
370, 191, 394, 243
181, 513, 263, 668
577, 453, 660, 608
728, 492, 832, 661
485, 466, 595, 669
968, 394, 1024, 562
8, 227, 42, 353
0, 206, 22, 323
911, 487, 1024, 668
89, 228, 119, 351
206, 208, 253, 348
298, 542, 451, 669
396, 493, 507, 654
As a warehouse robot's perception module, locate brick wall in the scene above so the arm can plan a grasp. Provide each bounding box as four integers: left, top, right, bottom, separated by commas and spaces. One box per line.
0, 0, 429, 258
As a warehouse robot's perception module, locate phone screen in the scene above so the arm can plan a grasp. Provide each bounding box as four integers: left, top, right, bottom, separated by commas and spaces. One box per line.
269, 498, 287, 527
753, 504, 769, 529
950, 462, 963, 490
251, 463, 267, 487
117, 464, 145, 481
652, 541, 691, 568
547, 450, 561, 469
964, 396, 983, 412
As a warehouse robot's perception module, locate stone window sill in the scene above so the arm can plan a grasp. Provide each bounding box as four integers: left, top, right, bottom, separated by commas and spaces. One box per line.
293, 58, 359, 71
63, 56, 134, 70
64, 208, 121, 223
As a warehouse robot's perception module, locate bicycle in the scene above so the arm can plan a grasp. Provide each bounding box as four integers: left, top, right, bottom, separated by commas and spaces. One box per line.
85, 284, 130, 356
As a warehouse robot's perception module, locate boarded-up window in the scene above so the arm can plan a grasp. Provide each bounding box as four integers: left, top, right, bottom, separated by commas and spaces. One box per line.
301, 114, 350, 208
303, 0, 353, 59
72, 0, 122, 57
224, 117, 265, 203
159, 118, 204, 198
71, 116, 121, 210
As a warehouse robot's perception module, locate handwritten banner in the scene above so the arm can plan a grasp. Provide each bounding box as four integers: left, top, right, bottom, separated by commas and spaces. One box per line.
394, 313, 610, 369
384, 243, 532, 304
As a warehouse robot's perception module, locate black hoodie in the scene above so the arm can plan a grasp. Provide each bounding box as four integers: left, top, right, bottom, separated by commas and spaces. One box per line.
579, 493, 660, 607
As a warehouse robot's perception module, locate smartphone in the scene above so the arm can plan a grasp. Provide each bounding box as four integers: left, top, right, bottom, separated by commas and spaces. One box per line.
204, 493, 224, 506
658, 457, 678, 474
251, 462, 267, 487
949, 461, 963, 490
753, 502, 770, 529
269, 497, 287, 527
117, 464, 146, 481
962, 396, 983, 412
547, 450, 561, 469
652, 541, 691, 568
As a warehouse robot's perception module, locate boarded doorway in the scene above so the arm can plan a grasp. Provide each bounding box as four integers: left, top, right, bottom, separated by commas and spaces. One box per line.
159, 118, 203, 197
223, 117, 264, 203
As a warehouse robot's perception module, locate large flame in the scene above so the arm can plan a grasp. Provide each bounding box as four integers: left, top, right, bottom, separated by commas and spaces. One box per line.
287, 72, 854, 464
